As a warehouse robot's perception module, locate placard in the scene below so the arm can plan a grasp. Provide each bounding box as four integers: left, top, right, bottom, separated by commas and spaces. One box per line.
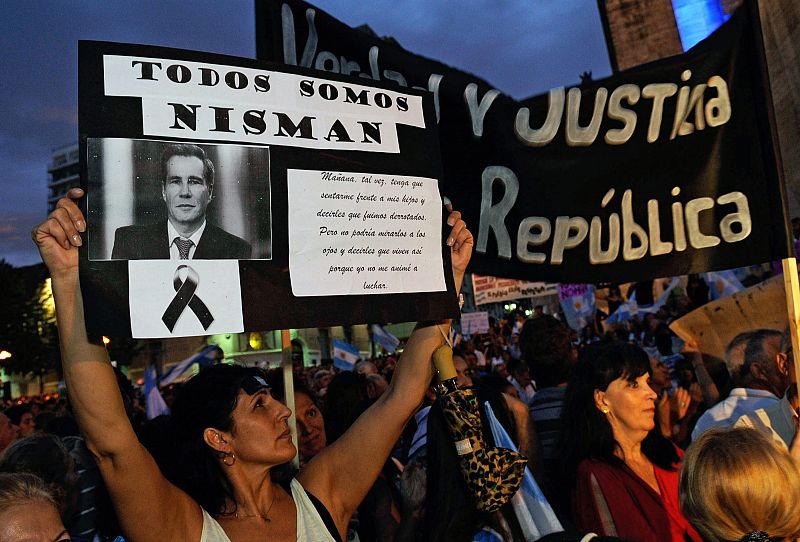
78, 41, 457, 338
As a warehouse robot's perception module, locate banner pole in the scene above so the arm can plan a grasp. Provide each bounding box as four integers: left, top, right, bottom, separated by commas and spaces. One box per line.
281, 329, 299, 469
781, 259, 800, 390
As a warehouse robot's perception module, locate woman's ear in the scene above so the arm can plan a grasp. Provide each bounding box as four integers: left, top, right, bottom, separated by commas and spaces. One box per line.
203, 428, 230, 454
593, 389, 608, 414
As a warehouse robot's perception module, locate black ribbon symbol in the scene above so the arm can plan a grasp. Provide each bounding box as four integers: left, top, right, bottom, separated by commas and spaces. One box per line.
162, 265, 214, 332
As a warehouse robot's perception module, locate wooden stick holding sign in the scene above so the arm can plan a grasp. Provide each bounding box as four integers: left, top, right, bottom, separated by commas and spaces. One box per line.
281, 329, 299, 469
781, 259, 800, 391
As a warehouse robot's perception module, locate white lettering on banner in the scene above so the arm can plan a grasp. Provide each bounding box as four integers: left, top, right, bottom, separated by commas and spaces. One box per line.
514, 70, 731, 147
280, 3, 732, 145
477, 167, 752, 266
281, 3, 447, 123
102, 55, 425, 153
287, 169, 445, 296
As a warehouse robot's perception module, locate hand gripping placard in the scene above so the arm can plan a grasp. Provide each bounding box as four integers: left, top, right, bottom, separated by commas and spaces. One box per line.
161, 265, 214, 332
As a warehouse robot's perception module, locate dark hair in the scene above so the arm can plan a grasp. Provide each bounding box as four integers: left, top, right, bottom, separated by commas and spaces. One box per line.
263, 368, 317, 407
519, 315, 574, 387
323, 371, 371, 444
161, 143, 215, 192
165, 364, 265, 516
561, 342, 679, 487
0, 434, 78, 516
741, 329, 782, 378
3, 404, 31, 426
42, 415, 80, 438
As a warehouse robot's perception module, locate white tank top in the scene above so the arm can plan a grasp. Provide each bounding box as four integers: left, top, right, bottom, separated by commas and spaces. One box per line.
200, 478, 337, 542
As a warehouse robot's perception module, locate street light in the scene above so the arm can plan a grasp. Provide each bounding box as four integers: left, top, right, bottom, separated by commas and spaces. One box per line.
102, 336, 110, 346
0, 351, 11, 360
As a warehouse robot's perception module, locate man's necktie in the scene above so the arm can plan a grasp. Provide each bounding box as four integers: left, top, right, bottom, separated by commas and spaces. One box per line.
175, 238, 194, 259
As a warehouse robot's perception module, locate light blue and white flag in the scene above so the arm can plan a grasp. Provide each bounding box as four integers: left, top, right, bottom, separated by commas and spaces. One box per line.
704, 270, 745, 300
484, 401, 562, 539
159, 345, 219, 387
371, 324, 400, 353
332, 339, 360, 371
559, 284, 596, 331
144, 364, 170, 420
606, 277, 680, 324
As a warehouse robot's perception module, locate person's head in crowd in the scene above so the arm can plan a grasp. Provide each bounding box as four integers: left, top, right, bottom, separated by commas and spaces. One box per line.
166, 365, 294, 516
312, 369, 333, 397
161, 143, 215, 235
741, 329, 791, 397
724, 330, 756, 382
364, 374, 388, 400
452, 352, 473, 389
0, 434, 80, 520
0, 413, 18, 454
0, 472, 69, 542
562, 342, 679, 481
681, 427, 800, 542
323, 371, 371, 445
491, 357, 509, 380
354, 360, 378, 375
507, 357, 532, 389
34, 411, 55, 435
266, 371, 327, 465
655, 326, 674, 357
674, 356, 697, 390
5, 404, 36, 438
534, 305, 544, 317
649, 357, 671, 395
519, 314, 576, 388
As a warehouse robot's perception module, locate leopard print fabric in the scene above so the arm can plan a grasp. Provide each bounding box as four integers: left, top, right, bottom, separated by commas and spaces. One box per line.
439, 388, 528, 512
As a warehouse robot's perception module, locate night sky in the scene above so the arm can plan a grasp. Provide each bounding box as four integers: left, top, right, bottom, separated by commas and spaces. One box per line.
0, 0, 611, 266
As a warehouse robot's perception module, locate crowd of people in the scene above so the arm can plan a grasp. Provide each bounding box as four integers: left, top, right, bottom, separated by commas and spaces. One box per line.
0, 188, 798, 542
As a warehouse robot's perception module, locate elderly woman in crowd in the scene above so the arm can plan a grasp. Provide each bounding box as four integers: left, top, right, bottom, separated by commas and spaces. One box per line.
561, 342, 701, 542
0, 472, 70, 542
33, 188, 472, 542
680, 427, 800, 542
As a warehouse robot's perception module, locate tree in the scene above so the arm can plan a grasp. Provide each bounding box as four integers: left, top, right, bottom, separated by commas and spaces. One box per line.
0, 261, 60, 394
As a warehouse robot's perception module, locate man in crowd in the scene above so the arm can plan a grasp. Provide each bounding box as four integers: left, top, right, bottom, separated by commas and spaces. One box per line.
111, 143, 251, 260
0, 412, 19, 454
692, 329, 784, 440
520, 314, 576, 520
507, 357, 535, 406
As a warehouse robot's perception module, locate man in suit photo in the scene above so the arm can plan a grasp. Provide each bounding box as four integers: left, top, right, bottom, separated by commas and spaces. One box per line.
111, 143, 252, 260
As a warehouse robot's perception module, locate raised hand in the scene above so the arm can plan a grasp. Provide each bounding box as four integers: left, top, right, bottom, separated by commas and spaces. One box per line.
31, 187, 86, 277
444, 203, 473, 289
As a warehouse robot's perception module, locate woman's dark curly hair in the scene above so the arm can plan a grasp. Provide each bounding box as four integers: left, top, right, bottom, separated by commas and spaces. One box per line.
162, 364, 269, 516
560, 342, 678, 488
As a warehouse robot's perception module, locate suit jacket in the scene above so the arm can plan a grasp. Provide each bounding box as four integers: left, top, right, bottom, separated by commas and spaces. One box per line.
111, 222, 252, 260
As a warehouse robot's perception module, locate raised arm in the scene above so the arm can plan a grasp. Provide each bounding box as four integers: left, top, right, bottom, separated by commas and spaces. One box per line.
32, 189, 201, 542
299, 207, 473, 535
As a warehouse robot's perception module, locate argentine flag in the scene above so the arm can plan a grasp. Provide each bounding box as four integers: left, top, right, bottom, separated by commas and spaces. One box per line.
159, 344, 219, 387
333, 339, 360, 371
485, 401, 562, 539
371, 324, 400, 353
144, 364, 170, 420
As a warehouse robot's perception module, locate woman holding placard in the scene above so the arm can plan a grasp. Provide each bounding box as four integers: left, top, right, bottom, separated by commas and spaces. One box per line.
33, 187, 473, 542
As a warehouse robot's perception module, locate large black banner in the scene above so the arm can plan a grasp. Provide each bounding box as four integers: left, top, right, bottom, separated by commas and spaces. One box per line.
257, 1, 791, 283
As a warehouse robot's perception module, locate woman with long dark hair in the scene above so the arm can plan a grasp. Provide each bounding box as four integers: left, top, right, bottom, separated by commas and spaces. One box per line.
561, 342, 701, 542
33, 188, 472, 542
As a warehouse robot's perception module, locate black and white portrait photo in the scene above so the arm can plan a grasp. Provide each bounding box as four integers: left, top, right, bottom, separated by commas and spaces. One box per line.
87, 138, 272, 261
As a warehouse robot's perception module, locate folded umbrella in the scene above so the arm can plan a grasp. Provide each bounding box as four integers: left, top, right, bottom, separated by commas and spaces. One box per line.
433, 345, 528, 512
